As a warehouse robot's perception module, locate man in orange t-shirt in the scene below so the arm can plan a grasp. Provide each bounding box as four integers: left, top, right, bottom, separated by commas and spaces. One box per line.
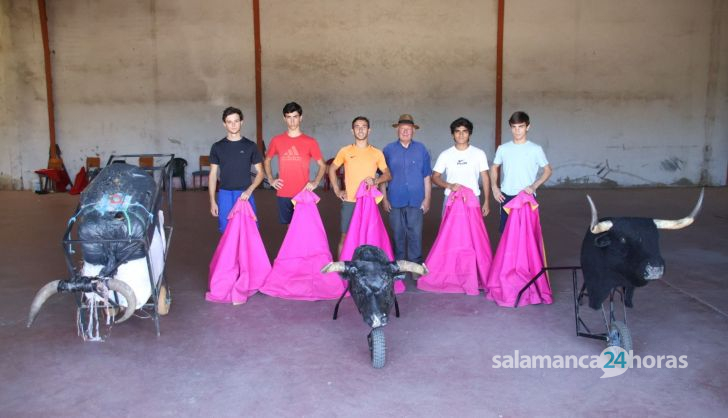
328, 116, 391, 257
264, 102, 326, 224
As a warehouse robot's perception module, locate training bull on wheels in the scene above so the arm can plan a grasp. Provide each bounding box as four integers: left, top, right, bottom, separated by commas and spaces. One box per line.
322, 245, 428, 368
27, 156, 174, 340
575, 189, 704, 352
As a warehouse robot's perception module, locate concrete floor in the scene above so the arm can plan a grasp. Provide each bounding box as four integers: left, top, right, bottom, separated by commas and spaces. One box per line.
1, 186, 726, 417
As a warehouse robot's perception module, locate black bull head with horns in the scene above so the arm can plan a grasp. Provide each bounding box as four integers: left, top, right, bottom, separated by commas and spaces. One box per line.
321, 245, 428, 328
580, 189, 704, 310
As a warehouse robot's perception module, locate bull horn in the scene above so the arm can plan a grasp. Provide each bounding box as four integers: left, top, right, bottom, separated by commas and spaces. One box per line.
321, 261, 346, 273
106, 279, 137, 324
396, 261, 429, 276
653, 188, 704, 230
587, 195, 613, 234
27, 280, 61, 327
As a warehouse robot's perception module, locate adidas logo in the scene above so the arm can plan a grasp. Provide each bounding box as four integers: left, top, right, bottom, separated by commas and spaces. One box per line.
282, 146, 300, 157
282, 145, 302, 161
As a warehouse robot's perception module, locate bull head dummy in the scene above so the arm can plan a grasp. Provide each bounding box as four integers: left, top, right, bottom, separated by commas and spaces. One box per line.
580, 188, 703, 309
321, 245, 427, 328
27, 163, 155, 328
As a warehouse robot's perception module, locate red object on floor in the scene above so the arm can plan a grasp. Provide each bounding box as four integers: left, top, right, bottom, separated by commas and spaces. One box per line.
69, 167, 89, 195
34, 168, 71, 192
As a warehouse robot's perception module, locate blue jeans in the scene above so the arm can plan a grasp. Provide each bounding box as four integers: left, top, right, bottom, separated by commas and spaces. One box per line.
388, 206, 424, 263
218, 189, 256, 233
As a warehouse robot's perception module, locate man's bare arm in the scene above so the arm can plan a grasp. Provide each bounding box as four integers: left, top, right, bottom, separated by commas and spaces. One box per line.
525, 164, 552, 195
264, 157, 283, 190
480, 170, 491, 216
209, 164, 219, 216
329, 162, 346, 200
490, 163, 504, 203
306, 158, 326, 190
242, 162, 264, 200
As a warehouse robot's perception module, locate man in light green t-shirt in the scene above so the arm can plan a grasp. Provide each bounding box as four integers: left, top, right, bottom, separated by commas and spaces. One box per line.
490, 111, 552, 232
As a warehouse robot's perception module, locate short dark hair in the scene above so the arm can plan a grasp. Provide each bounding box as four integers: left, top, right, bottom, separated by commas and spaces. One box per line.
282, 102, 303, 116
222, 107, 243, 122
508, 111, 530, 126
351, 116, 370, 129
450, 117, 473, 135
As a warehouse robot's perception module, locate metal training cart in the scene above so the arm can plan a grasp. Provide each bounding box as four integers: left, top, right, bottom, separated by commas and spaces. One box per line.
516, 266, 632, 353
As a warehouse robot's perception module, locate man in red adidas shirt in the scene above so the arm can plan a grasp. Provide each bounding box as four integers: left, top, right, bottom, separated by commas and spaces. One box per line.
264, 102, 326, 224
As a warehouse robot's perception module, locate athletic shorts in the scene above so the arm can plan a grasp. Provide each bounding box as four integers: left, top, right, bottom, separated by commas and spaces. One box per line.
276, 196, 294, 224
340, 201, 356, 233
217, 189, 256, 233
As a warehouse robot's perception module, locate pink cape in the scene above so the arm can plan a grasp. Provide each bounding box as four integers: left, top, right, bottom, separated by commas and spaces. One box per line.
485, 192, 552, 307
260, 190, 346, 300
206, 199, 271, 304
417, 187, 493, 295
341, 181, 405, 294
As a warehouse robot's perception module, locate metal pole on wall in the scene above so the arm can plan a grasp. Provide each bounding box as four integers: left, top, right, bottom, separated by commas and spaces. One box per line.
38, 0, 62, 169
253, 0, 264, 153
495, 0, 504, 148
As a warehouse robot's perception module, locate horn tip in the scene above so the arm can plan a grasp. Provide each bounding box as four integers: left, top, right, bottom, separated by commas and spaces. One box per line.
321, 261, 346, 274
321, 262, 334, 273
688, 187, 705, 220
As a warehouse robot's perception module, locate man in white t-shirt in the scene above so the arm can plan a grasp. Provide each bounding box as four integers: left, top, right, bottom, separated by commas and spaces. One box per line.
490, 111, 552, 232
431, 117, 490, 217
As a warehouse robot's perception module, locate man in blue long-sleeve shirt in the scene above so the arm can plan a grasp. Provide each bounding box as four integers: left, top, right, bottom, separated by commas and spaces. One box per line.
380, 114, 432, 263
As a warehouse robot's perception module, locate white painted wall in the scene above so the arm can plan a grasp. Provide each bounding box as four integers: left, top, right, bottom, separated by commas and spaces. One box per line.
259, 0, 496, 166
48, 0, 257, 183
0, 1, 50, 189
0, 0, 725, 189
503, 0, 728, 186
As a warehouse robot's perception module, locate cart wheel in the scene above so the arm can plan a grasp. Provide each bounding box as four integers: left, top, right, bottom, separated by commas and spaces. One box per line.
368, 327, 386, 369
157, 284, 171, 316
608, 320, 633, 353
